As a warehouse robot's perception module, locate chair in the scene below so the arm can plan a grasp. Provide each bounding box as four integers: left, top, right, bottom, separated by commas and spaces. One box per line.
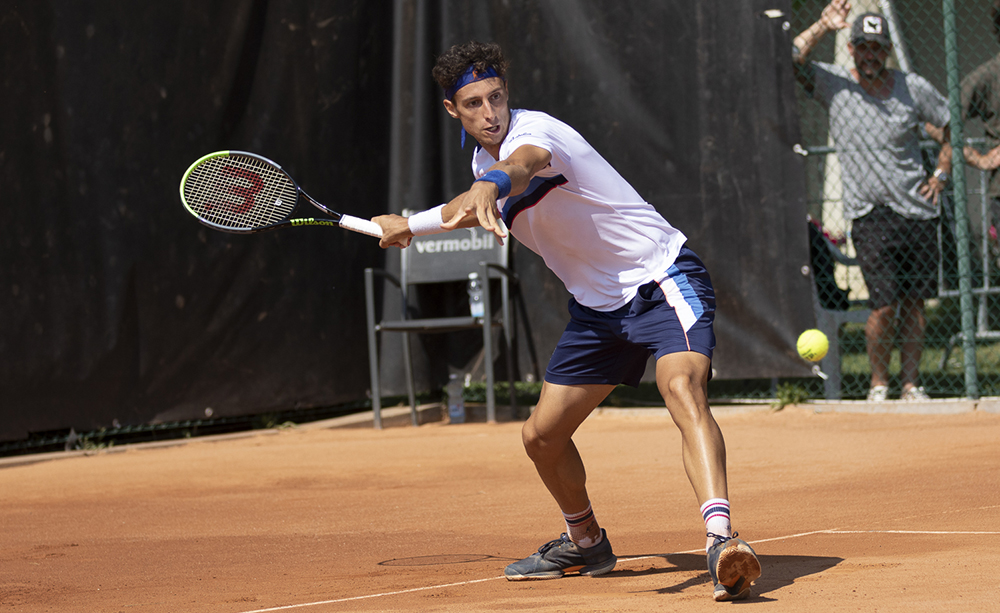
364, 220, 517, 429
808, 219, 871, 400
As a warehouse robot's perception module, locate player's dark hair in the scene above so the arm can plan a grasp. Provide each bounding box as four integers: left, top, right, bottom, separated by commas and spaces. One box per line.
432, 41, 509, 92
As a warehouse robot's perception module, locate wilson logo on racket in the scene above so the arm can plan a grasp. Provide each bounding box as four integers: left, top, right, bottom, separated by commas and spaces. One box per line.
291, 219, 339, 227
205, 165, 264, 214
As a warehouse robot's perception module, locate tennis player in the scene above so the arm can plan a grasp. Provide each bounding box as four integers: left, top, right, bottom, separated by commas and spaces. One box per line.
373, 41, 761, 601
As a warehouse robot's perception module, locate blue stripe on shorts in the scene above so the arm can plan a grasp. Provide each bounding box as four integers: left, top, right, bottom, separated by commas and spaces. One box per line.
544, 246, 716, 388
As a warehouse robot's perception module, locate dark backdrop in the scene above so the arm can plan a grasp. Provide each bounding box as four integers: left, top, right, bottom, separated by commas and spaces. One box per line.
0, 0, 814, 443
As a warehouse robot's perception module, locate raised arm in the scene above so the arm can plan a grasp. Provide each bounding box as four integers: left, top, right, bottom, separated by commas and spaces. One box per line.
793, 0, 851, 94
372, 144, 552, 249
440, 144, 553, 242
793, 0, 851, 65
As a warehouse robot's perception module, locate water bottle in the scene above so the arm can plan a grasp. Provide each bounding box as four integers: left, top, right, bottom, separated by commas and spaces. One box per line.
446, 373, 465, 424
468, 272, 485, 318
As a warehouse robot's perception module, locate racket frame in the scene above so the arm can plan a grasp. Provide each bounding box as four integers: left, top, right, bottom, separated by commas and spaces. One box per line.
179, 150, 381, 236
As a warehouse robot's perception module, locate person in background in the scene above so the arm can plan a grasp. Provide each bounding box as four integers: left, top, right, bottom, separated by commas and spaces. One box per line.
962, 1, 1000, 251
793, 0, 952, 402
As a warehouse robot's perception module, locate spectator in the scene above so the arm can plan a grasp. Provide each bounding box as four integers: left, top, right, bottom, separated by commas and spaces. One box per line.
962, 1, 1000, 236
792, 1, 952, 402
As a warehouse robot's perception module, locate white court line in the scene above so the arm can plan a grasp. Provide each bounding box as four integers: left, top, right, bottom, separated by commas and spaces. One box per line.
825, 530, 1000, 535
239, 577, 504, 612
237, 528, 999, 613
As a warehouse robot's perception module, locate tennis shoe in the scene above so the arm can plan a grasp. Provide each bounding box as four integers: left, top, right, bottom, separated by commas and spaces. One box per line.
901, 386, 930, 401
504, 529, 617, 580
866, 385, 889, 402
707, 532, 761, 601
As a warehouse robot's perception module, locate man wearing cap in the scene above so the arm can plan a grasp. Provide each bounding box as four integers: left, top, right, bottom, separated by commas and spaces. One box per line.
372, 41, 762, 601
793, 0, 953, 403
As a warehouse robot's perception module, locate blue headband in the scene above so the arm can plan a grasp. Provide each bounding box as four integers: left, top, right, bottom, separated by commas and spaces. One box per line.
445, 65, 504, 149
444, 65, 503, 101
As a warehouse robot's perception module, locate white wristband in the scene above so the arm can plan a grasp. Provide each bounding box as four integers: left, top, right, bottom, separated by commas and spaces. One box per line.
407, 204, 447, 236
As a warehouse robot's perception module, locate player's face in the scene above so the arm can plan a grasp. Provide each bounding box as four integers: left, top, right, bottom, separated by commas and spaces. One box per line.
849, 41, 891, 80
444, 77, 510, 154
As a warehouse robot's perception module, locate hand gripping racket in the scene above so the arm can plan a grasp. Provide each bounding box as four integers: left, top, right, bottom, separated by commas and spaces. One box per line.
179, 150, 383, 237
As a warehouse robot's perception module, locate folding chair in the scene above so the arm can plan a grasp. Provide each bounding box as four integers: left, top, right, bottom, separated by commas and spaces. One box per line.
809, 219, 871, 399
364, 221, 517, 428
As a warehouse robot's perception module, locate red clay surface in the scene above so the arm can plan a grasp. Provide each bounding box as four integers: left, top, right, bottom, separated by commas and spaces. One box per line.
2, 406, 999, 612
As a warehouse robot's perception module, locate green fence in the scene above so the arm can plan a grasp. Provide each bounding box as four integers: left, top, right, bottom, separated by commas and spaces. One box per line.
787, 0, 1000, 400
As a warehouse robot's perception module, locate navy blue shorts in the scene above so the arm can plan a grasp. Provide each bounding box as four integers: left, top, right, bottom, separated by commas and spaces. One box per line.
545, 246, 716, 388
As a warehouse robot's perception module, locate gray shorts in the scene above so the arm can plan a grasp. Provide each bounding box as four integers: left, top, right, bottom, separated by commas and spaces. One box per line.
851, 206, 938, 309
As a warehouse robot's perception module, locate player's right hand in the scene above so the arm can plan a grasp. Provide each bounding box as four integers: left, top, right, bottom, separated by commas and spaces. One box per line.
373, 214, 413, 249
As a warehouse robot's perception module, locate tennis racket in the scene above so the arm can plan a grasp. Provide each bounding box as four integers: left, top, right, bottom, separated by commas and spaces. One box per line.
179, 150, 383, 237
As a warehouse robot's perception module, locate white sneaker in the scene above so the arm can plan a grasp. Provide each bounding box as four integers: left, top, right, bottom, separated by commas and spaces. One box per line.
901, 386, 930, 401
867, 385, 889, 402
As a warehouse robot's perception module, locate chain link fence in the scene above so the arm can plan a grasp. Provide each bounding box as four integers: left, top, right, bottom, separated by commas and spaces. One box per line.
785, 0, 1000, 401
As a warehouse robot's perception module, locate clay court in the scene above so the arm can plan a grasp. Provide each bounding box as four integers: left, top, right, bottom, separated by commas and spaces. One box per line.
2, 404, 999, 612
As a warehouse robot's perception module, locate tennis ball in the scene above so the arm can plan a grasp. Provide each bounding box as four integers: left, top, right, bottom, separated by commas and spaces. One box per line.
796, 329, 829, 362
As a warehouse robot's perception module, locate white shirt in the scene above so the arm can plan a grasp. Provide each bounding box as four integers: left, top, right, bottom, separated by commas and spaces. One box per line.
472, 109, 687, 311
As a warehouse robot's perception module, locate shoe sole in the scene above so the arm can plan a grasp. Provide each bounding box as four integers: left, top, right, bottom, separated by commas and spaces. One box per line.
713, 542, 761, 601
504, 556, 618, 581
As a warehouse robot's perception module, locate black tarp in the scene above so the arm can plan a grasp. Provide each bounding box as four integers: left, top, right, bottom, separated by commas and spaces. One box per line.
1, 0, 814, 443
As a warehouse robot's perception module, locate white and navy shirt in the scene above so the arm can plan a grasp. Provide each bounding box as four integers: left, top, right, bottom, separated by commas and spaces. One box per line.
473, 109, 687, 311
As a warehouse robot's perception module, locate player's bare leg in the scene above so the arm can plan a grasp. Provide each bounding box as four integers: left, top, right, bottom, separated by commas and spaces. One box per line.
521, 381, 615, 542
655, 352, 728, 545
866, 304, 897, 391
897, 297, 925, 394
504, 382, 618, 580
656, 351, 760, 600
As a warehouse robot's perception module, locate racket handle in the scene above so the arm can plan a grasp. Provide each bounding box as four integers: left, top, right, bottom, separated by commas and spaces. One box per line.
339, 214, 383, 237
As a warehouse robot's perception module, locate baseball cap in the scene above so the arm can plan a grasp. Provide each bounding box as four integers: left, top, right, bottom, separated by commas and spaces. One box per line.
850, 12, 892, 47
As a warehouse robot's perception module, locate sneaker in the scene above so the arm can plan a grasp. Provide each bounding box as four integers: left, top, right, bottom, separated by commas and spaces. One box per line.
707, 533, 761, 601
901, 386, 930, 401
504, 529, 617, 580
866, 385, 889, 402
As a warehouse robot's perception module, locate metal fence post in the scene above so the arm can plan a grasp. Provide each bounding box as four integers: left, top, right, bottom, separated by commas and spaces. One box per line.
942, 0, 980, 399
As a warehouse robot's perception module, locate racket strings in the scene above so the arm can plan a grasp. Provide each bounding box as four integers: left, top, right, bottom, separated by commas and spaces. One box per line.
184, 155, 297, 230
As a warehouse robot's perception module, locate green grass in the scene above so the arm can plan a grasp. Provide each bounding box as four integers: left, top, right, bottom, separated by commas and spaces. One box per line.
457, 297, 1000, 405
835, 309, 1000, 398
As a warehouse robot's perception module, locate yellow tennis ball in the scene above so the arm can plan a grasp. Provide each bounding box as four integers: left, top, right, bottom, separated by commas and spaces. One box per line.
797, 329, 829, 362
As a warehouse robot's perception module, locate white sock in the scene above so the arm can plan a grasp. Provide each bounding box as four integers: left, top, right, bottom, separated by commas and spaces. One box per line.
701, 498, 732, 551
563, 503, 602, 548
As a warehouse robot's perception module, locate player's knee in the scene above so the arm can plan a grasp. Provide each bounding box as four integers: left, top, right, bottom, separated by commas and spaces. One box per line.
521, 422, 544, 458
659, 374, 710, 421
658, 372, 699, 405
521, 421, 560, 463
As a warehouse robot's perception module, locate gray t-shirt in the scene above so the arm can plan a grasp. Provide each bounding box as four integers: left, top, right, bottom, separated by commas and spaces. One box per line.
809, 62, 950, 221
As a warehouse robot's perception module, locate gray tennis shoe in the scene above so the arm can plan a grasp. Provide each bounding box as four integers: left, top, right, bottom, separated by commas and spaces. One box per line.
504, 529, 617, 580
706, 532, 761, 601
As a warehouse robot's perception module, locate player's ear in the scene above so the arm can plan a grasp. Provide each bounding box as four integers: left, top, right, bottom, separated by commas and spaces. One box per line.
442, 99, 460, 119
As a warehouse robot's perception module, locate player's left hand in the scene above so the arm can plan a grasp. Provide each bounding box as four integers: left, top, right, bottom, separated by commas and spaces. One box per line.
442, 183, 507, 245
919, 177, 946, 206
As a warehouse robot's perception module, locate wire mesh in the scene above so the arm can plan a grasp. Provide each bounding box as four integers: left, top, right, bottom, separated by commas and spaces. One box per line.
183, 154, 298, 229
789, 0, 1000, 400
